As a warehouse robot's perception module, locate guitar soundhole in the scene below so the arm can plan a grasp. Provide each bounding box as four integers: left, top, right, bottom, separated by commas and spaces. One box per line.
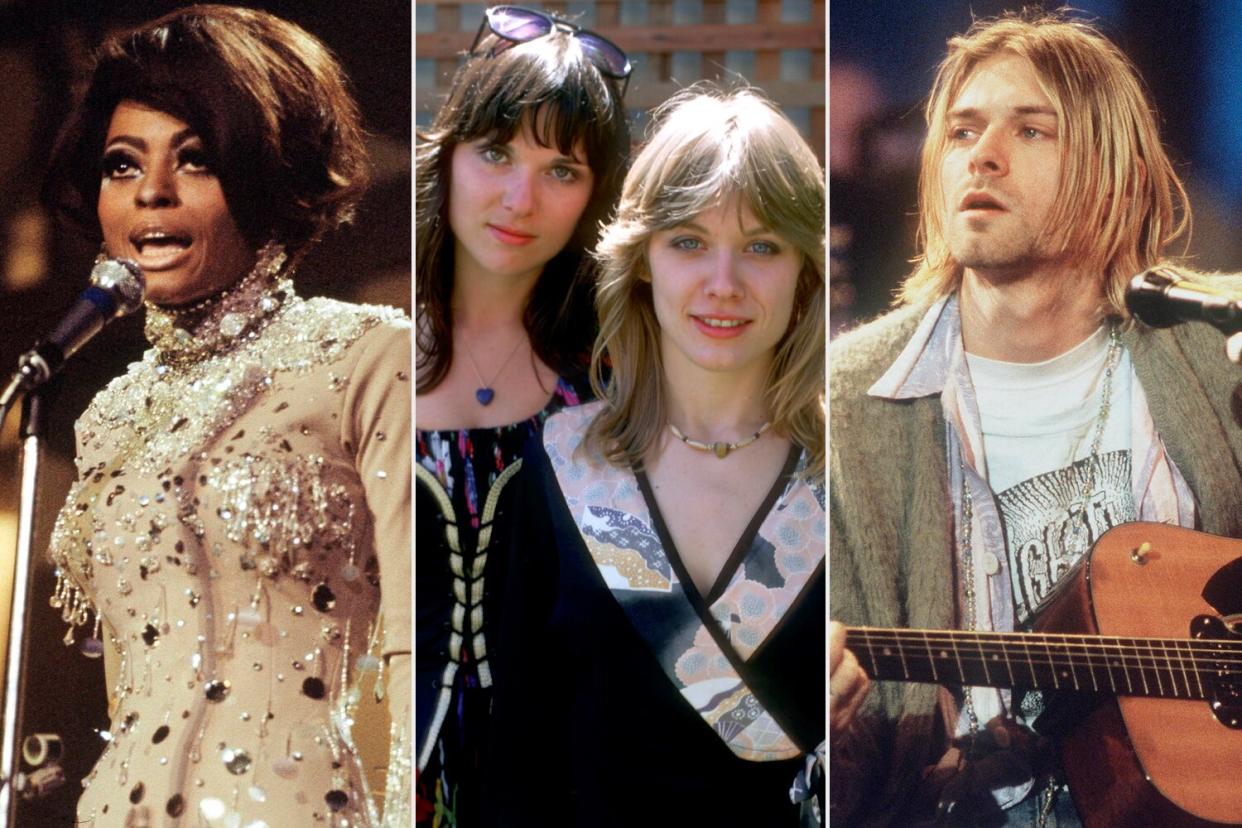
1190, 614, 1242, 730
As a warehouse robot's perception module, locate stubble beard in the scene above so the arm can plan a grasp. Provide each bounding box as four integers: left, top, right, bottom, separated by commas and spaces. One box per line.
947, 217, 1050, 281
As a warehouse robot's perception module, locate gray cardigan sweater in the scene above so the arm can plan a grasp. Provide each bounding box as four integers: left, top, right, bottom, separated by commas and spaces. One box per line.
828, 301, 1242, 825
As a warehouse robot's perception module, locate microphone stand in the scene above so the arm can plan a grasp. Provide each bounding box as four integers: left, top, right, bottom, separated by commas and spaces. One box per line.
0, 261, 143, 824
0, 388, 48, 826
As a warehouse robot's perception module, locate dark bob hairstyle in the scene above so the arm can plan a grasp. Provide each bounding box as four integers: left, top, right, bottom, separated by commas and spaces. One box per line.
415, 30, 630, 393
42, 4, 370, 263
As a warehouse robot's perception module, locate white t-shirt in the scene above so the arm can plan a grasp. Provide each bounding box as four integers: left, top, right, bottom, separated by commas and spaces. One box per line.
966, 325, 1135, 625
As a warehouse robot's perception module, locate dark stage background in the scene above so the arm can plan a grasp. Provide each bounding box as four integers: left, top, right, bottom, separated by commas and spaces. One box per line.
0, 1, 409, 822
831, 0, 1242, 332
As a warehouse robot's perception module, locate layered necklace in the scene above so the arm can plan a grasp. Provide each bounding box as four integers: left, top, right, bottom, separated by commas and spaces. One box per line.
957, 322, 1122, 734
1061, 323, 1124, 557
144, 241, 290, 366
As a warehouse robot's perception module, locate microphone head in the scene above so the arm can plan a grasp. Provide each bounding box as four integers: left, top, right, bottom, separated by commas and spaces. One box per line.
1126, 268, 1181, 328
89, 258, 145, 316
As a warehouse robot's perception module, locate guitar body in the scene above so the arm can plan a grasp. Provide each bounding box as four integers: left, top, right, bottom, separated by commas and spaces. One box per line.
1035, 522, 1242, 827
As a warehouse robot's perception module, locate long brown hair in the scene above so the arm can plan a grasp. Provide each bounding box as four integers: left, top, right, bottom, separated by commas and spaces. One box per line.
415, 30, 630, 393
588, 85, 825, 479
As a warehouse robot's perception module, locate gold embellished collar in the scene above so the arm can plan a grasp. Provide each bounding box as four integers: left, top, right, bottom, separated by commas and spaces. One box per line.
143, 244, 294, 367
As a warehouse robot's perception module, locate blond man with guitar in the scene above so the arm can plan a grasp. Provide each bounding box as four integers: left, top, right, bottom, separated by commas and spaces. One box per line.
830, 10, 1242, 827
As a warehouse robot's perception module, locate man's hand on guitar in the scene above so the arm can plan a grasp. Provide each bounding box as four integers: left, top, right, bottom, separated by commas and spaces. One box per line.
829, 620, 871, 736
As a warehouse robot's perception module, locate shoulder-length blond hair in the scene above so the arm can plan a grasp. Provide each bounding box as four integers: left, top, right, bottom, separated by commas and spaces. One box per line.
587, 84, 825, 479
901, 10, 1190, 314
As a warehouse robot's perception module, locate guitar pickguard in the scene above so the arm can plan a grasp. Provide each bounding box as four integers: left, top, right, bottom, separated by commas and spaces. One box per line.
1201, 556, 1242, 616
1192, 557, 1242, 731
1189, 556, 1242, 731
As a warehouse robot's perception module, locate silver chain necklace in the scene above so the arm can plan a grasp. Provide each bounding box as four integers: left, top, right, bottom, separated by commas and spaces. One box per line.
1063, 324, 1122, 558
957, 323, 1122, 735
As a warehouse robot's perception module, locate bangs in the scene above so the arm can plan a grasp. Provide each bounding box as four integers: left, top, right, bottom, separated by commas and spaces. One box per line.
634, 98, 823, 264
587, 85, 824, 479
640, 132, 733, 227
91, 54, 259, 170
446, 34, 620, 170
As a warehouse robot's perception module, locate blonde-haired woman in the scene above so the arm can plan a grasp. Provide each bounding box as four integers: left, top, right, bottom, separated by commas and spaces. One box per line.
490, 85, 825, 825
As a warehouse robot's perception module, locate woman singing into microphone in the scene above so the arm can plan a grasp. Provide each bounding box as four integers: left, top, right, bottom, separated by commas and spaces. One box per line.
41, 6, 411, 825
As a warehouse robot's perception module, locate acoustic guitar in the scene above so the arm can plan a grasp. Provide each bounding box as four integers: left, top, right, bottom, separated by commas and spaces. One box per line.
846, 522, 1242, 828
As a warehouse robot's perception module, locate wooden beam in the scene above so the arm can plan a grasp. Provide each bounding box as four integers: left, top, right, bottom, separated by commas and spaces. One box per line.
416, 22, 824, 60
416, 0, 500, 5
755, 0, 783, 83
618, 79, 823, 109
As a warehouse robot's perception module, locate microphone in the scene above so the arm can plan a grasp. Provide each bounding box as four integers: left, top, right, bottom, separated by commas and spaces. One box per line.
1126, 267, 1242, 333
0, 258, 145, 408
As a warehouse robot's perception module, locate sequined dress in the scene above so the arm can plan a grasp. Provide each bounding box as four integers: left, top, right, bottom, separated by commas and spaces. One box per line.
414, 378, 583, 826
48, 271, 412, 827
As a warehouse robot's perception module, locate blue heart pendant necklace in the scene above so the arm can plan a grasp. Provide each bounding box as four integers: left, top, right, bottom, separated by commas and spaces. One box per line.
463, 334, 525, 407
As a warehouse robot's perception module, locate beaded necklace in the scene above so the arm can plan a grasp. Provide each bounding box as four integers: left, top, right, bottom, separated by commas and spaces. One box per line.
144, 242, 289, 366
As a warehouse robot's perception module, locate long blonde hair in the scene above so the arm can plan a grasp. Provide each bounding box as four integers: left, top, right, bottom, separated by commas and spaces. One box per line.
588, 85, 825, 479
901, 10, 1190, 314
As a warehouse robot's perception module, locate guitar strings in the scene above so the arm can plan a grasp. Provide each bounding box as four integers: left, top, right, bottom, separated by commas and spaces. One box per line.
847, 628, 1240, 697
848, 628, 1242, 668
849, 627, 1242, 655
848, 636, 1242, 659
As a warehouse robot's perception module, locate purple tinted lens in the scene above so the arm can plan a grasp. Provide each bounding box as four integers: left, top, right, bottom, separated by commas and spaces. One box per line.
489, 7, 551, 41
577, 34, 631, 78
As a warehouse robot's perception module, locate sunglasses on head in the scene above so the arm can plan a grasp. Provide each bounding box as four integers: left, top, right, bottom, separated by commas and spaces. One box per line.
470, 5, 633, 97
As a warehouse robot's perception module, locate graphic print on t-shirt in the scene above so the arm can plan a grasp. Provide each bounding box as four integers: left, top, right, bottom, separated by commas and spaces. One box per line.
997, 449, 1135, 625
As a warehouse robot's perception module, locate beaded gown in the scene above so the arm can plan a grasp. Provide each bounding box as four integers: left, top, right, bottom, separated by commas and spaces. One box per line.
48, 264, 412, 828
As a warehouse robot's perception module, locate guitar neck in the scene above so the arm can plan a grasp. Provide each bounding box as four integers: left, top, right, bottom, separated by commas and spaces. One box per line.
847, 627, 1234, 699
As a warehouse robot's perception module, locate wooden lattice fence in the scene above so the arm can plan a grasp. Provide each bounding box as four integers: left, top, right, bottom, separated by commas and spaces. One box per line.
415, 0, 824, 160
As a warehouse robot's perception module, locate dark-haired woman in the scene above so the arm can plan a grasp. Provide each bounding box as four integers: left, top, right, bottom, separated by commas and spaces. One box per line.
42, 6, 410, 826
414, 5, 630, 824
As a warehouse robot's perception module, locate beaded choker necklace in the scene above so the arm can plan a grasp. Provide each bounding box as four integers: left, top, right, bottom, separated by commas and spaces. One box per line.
669, 421, 771, 459
144, 242, 291, 367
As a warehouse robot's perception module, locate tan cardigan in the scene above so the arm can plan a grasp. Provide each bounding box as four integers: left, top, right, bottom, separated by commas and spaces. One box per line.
828, 301, 1242, 825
